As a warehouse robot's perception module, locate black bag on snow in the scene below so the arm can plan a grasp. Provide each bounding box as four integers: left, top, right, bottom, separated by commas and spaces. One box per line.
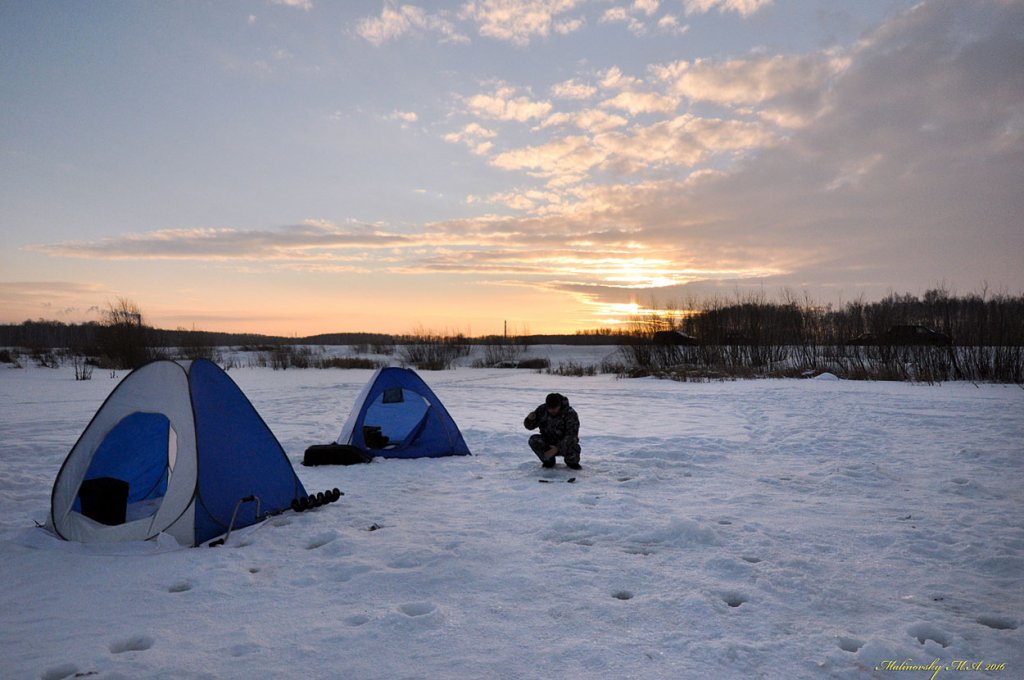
302, 443, 372, 466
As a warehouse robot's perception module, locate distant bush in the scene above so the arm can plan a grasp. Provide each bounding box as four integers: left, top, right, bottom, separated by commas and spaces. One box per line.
479, 338, 525, 367
548, 361, 597, 377
371, 337, 397, 355
0, 348, 19, 365
32, 348, 62, 369
319, 357, 383, 370
173, 327, 221, 363
398, 328, 470, 370
598, 357, 629, 375
72, 355, 94, 381
250, 345, 386, 370
517, 357, 550, 370
250, 345, 314, 370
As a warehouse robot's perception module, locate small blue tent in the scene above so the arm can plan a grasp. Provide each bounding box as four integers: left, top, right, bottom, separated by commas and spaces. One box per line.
50, 359, 307, 546
336, 367, 471, 459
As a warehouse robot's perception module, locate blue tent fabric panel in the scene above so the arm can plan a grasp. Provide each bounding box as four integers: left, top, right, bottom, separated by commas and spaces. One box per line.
363, 390, 429, 444
188, 359, 307, 544
78, 412, 170, 511
346, 368, 471, 459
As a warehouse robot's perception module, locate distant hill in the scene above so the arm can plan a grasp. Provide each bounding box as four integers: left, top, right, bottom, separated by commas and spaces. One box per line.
0, 320, 630, 349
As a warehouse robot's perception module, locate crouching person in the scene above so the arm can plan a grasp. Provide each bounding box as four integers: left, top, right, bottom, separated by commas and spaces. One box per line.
524, 392, 582, 470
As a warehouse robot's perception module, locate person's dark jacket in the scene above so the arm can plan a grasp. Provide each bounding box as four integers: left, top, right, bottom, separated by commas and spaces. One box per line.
523, 393, 579, 448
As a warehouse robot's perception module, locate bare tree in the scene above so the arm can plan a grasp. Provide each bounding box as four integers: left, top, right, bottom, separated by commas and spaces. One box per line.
100, 297, 151, 369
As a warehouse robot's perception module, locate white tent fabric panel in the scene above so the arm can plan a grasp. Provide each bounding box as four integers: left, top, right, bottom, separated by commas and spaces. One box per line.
50, 361, 199, 544
336, 367, 382, 445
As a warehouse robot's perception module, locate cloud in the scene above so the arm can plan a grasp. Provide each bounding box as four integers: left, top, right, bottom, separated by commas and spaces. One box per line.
597, 114, 777, 173
491, 134, 604, 183
538, 108, 628, 133
356, 4, 468, 46
466, 86, 552, 122
651, 53, 846, 109
599, 7, 645, 35
352, 0, 764, 52
481, 188, 564, 211
30, 222, 414, 261
656, 15, 689, 36
634, 0, 659, 16
600, 90, 679, 115
270, 0, 313, 10
480, 104, 776, 188
553, 16, 585, 35
600, 1, 667, 35
683, 0, 773, 18
444, 122, 499, 154
599, 66, 641, 91
388, 110, 419, 129
459, 0, 583, 47
551, 79, 597, 100
0, 282, 108, 324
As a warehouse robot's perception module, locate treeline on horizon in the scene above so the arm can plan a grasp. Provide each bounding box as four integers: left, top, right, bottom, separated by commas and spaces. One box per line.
3, 287, 1021, 347
0, 321, 629, 353
671, 287, 1024, 347
621, 288, 1023, 383
1, 288, 1022, 382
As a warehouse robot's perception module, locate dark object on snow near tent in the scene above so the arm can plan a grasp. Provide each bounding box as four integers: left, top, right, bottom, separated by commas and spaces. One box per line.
362, 425, 390, 449
78, 476, 129, 526
302, 443, 372, 466
333, 367, 471, 459
49, 358, 307, 547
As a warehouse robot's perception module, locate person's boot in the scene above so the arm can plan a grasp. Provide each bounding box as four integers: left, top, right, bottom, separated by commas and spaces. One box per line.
542, 457, 556, 468
566, 461, 582, 470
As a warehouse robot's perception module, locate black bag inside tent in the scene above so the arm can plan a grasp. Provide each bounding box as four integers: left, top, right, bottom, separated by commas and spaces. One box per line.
79, 477, 129, 525
302, 443, 372, 466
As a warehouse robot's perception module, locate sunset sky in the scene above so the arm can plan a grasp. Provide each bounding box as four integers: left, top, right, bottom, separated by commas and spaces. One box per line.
2, 1, 1022, 336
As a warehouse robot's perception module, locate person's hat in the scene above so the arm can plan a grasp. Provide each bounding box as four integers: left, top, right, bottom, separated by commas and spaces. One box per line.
545, 393, 562, 409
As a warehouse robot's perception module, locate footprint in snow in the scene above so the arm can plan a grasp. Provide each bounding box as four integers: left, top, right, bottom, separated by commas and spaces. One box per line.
388, 551, 436, 569
110, 635, 155, 654
40, 664, 84, 680
612, 590, 634, 601
908, 623, 952, 648
305, 532, 337, 550
345, 614, 371, 627
167, 580, 192, 593
977, 615, 1018, 630
330, 563, 373, 583
836, 636, 865, 653
721, 591, 748, 608
399, 602, 437, 617
228, 642, 260, 658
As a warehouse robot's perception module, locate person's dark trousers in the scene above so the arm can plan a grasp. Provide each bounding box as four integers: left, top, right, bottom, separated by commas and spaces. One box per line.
529, 434, 580, 467
529, 434, 553, 464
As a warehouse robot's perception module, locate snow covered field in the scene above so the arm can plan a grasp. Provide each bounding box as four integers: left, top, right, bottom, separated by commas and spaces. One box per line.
1, 347, 1022, 679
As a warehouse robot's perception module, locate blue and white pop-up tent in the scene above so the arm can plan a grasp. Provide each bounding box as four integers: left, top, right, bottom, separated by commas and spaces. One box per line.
50, 358, 306, 546
336, 367, 471, 459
